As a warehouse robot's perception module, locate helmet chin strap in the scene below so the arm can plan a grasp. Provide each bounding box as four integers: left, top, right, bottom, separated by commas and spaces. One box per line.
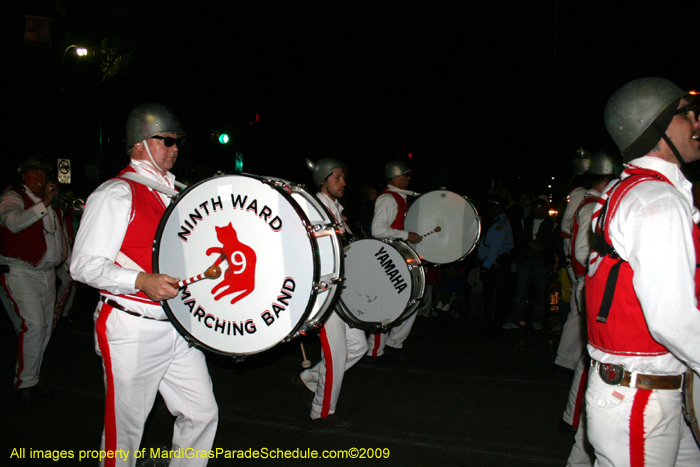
653, 122, 685, 167
142, 139, 167, 174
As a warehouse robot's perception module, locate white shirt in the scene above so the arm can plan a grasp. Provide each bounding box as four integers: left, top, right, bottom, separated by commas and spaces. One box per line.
587, 156, 700, 376
71, 160, 175, 297
371, 185, 411, 240
572, 188, 601, 273
0, 185, 70, 270
316, 192, 351, 235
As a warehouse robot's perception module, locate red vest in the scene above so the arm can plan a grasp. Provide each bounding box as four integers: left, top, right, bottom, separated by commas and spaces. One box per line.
570, 195, 599, 276
586, 167, 700, 357
382, 189, 407, 230
0, 187, 69, 267
101, 167, 167, 305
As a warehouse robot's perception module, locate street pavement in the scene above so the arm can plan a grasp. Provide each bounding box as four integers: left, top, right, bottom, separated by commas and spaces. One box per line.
1, 284, 577, 466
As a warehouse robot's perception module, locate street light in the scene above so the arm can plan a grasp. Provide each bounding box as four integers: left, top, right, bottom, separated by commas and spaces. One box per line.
62, 45, 88, 63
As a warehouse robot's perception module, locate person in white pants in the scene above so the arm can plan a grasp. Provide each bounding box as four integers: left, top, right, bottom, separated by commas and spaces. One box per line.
71, 104, 217, 467
293, 158, 368, 426
0, 156, 71, 407
366, 160, 421, 362
585, 78, 700, 466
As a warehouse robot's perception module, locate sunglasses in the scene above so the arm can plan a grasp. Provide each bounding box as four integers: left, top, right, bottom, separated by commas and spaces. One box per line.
674, 105, 700, 122
150, 135, 186, 148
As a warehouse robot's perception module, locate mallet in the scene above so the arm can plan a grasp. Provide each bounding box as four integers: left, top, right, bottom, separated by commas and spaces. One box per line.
170, 265, 222, 289
300, 342, 311, 369
422, 226, 442, 238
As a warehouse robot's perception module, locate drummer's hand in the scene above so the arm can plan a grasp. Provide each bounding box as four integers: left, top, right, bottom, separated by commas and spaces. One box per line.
136, 272, 180, 301
407, 232, 422, 244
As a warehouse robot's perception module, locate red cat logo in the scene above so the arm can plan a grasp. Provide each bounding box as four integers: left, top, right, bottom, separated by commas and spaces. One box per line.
206, 223, 257, 304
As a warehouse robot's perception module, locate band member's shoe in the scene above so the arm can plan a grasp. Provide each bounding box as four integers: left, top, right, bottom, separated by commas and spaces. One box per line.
312, 414, 351, 429
15, 388, 35, 408
384, 346, 410, 362
558, 419, 577, 434
292, 375, 315, 409
502, 321, 519, 330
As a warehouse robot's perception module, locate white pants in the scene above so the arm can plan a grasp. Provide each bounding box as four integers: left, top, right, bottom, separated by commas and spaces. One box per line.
300, 310, 367, 419
0, 267, 56, 389
555, 275, 585, 369
95, 300, 218, 467
565, 355, 595, 467
366, 311, 417, 357
586, 366, 700, 467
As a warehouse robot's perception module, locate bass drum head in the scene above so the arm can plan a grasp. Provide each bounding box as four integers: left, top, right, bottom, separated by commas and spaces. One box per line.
153, 174, 317, 356
338, 238, 423, 332
404, 190, 481, 265
263, 176, 343, 333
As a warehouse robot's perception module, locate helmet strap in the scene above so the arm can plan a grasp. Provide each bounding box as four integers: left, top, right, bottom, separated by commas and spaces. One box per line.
653, 122, 686, 166
142, 139, 167, 174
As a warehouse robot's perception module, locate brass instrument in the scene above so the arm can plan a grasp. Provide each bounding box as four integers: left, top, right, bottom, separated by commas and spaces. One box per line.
52, 192, 85, 215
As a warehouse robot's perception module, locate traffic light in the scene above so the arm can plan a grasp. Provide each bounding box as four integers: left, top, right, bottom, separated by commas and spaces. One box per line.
218, 133, 230, 144
235, 152, 243, 172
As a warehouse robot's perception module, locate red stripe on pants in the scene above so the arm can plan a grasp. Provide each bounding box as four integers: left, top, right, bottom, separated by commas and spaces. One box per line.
630, 388, 652, 467
370, 333, 381, 357
572, 364, 589, 428
319, 326, 333, 418
96, 304, 117, 467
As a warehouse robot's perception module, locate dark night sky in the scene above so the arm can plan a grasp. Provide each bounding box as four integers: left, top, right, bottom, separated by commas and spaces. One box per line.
9, 0, 700, 202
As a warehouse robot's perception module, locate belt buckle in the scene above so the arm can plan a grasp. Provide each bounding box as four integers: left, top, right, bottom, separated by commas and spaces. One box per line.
599, 363, 625, 385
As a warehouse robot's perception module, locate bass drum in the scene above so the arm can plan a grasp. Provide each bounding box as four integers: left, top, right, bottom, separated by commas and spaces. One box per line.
684, 370, 700, 447
153, 173, 342, 357
404, 189, 481, 265
337, 238, 425, 333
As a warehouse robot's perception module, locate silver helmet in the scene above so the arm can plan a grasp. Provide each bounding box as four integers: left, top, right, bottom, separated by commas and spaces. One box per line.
305, 158, 346, 187
588, 150, 621, 176
385, 160, 411, 179
125, 103, 185, 148
604, 78, 694, 161
572, 148, 590, 175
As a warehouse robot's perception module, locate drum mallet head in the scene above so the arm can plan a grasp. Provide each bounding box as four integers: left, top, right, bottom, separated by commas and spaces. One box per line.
422, 226, 441, 238
300, 342, 311, 369
172, 264, 222, 289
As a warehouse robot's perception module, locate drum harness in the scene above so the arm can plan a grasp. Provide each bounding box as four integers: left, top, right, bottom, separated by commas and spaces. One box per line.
97, 171, 185, 321
589, 167, 684, 391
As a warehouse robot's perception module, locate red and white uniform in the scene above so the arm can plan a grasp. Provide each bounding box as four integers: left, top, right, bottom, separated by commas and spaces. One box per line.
71, 160, 217, 467
563, 189, 601, 467
299, 192, 367, 419
555, 186, 587, 370
585, 157, 700, 467
367, 185, 416, 356
0, 185, 71, 389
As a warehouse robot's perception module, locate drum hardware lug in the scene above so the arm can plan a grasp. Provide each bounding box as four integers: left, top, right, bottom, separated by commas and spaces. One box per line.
329, 277, 345, 284
228, 355, 246, 363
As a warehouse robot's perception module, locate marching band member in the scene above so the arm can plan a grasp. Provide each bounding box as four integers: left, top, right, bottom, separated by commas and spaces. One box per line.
585, 78, 700, 466
71, 103, 218, 467
292, 157, 368, 427
0, 156, 71, 407
366, 160, 421, 362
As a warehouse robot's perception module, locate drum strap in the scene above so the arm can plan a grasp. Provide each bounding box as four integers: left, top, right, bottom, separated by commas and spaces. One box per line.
119, 172, 179, 197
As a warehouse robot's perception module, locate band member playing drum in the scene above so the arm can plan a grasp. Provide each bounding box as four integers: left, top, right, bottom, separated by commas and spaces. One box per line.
585, 78, 700, 465
292, 158, 368, 427
71, 104, 218, 467
366, 160, 421, 362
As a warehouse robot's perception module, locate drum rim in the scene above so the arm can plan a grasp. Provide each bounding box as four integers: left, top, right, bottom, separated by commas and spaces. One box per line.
404, 189, 482, 266
152, 173, 325, 357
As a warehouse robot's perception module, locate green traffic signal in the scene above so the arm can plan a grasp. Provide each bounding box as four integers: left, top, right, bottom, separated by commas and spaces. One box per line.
219, 133, 229, 144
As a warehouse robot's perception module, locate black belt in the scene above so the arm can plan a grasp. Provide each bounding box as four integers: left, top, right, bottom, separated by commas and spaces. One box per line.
101, 297, 169, 322
592, 359, 683, 390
